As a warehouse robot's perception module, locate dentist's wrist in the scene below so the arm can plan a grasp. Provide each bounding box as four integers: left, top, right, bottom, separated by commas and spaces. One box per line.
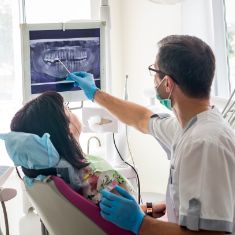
92, 88, 101, 101
146, 202, 153, 217
140, 202, 153, 217
91, 87, 100, 101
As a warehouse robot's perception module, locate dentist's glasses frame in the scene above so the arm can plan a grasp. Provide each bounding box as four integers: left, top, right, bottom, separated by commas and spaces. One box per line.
148, 64, 179, 84
148, 64, 166, 77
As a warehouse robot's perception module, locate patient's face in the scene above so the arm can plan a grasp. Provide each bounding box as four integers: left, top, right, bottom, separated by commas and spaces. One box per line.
64, 107, 82, 140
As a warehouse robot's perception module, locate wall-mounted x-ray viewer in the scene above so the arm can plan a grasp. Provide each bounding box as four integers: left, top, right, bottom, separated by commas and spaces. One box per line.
20, 21, 106, 103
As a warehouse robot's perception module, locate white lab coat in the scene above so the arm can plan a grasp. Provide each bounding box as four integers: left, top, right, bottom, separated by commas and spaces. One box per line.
148, 107, 235, 234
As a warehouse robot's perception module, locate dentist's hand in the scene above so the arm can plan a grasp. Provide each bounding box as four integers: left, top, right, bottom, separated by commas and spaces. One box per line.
66, 71, 99, 100
100, 185, 145, 234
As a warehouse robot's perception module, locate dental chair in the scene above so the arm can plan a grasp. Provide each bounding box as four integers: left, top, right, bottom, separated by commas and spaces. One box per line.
24, 175, 133, 235
0, 132, 133, 234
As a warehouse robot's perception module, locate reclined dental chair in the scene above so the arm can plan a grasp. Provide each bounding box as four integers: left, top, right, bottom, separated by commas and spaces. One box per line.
0, 132, 133, 235
24, 175, 133, 235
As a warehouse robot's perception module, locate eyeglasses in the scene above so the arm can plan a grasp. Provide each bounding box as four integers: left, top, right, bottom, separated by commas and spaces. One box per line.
148, 64, 166, 77
148, 64, 179, 84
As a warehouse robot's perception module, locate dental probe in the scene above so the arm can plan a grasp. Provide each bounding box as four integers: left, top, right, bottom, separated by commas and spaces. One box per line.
55, 58, 71, 74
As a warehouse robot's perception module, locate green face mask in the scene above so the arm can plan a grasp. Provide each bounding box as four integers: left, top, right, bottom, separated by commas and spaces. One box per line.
156, 95, 172, 110
155, 78, 173, 111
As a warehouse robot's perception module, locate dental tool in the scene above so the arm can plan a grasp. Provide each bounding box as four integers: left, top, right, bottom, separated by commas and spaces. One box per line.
54, 58, 71, 74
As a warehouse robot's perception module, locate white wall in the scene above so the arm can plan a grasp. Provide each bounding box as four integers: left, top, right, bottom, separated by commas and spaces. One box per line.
109, 0, 182, 194
109, 0, 124, 96
181, 0, 230, 97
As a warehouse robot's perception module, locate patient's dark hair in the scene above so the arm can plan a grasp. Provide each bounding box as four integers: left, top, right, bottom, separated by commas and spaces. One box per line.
10, 91, 89, 170
157, 35, 215, 99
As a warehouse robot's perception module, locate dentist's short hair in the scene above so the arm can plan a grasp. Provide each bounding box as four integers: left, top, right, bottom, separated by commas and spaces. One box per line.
157, 35, 215, 99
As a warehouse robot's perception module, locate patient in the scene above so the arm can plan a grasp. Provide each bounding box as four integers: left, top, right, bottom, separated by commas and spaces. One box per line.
10, 91, 135, 204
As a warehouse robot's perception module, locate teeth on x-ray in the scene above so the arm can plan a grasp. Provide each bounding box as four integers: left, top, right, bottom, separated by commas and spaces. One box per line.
43, 58, 58, 64
43, 51, 88, 64
30, 39, 100, 82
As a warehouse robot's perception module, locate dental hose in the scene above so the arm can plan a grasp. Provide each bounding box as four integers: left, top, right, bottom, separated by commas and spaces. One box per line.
112, 133, 142, 204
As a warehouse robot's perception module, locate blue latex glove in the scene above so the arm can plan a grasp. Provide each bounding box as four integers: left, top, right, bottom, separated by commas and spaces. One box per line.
66, 71, 99, 100
100, 185, 145, 234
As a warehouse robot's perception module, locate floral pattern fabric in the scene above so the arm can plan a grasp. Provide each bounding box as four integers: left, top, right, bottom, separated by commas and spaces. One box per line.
74, 155, 136, 204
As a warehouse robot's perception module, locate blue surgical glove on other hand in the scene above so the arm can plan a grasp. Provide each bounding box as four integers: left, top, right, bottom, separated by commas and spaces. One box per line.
66, 71, 99, 100
100, 185, 145, 235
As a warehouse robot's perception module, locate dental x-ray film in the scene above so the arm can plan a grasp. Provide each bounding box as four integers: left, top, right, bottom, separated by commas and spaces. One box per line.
29, 28, 101, 94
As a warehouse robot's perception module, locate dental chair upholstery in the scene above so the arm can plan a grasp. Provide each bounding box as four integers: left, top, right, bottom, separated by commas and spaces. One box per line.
25, 175, 133, 235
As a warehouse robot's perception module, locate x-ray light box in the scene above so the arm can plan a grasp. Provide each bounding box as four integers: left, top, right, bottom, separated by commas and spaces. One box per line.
20, 21, 106, 103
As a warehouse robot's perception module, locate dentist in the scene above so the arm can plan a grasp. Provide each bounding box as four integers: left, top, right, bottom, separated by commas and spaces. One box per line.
67, 35, 235, 235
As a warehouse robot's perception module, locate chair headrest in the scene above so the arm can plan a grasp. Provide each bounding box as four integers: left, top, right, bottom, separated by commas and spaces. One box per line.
0, 132, 60, 169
